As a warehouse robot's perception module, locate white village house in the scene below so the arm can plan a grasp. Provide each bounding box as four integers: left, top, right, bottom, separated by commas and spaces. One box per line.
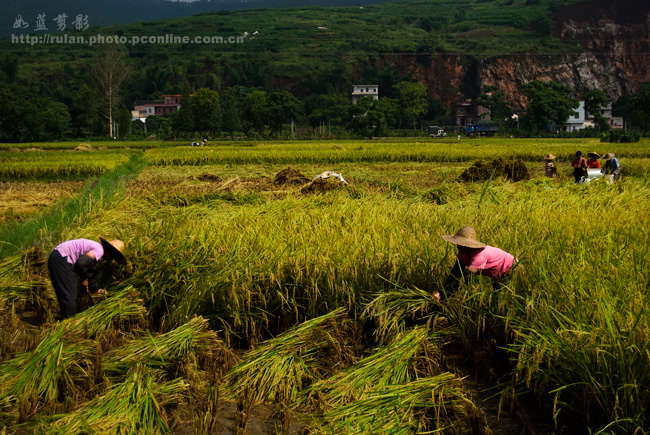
562, 101, 623, 132
351, 85, 379, 104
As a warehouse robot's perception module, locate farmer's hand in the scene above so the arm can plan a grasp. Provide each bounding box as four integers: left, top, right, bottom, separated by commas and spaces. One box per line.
96, 289, 107, 295
432, 291, 441, 301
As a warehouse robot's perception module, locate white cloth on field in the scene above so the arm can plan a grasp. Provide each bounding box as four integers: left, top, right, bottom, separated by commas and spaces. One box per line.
311, 171, 348, 184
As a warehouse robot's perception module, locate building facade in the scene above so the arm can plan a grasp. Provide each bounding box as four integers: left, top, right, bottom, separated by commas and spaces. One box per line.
351, 85, 379, 104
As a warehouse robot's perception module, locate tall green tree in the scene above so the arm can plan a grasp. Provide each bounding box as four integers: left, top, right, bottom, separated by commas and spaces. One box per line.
522, 80, 579, 134
191, 88, 221, 133
393, 81, 428, 130
44, 102, 71, 139
425, 96, 450, 126
72, 84, 100, 137
349, 96, 398, 137
629, 82, 650, 135
477, 86, 513, 125
267, 91, 302, 135
172, 92, 195, 133
114, 106, 132, 138
220, 91, 242, 139
306, 94, 351, 129
244, 91, 268, 135
583, 89, 610, 131
0, 84, 70, 142
92, 45, 130, 138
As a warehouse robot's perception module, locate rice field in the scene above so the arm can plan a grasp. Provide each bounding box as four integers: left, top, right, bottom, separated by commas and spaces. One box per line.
0, 149, 133, 180
1, 138, 649, 434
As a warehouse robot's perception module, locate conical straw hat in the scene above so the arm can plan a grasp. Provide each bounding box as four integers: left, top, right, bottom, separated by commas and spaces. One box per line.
441, 226, 486, 249
100, 237, 127, 265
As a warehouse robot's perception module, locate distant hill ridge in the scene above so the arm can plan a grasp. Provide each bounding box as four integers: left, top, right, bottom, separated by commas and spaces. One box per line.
1, 0, 648, 111
1, 0, 393, 37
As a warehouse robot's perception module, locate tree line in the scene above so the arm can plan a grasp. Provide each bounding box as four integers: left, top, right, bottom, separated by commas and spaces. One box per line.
1, 45, 649, 142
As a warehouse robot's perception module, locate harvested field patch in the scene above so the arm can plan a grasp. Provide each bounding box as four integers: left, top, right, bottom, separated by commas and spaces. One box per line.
191, 173, 223, 183
301, 176, 348, 194
273, 167, 310, 186
73, 143, 94, 152
0, 181, 83, 224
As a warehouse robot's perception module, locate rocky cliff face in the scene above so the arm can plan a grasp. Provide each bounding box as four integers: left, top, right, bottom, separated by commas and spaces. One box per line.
404, 0, 650, 110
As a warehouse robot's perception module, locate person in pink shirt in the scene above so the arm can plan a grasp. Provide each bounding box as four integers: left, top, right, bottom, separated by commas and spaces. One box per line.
47, 237, 126, 319
433, 226, 516, 300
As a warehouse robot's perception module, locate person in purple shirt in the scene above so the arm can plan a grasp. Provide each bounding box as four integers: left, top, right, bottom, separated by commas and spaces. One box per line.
433, 226, 516, 300
47, 237, 126, 319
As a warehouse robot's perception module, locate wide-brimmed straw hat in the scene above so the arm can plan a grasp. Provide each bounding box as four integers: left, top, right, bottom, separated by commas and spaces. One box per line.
100, 237, 127, 265
602, 153, 615, 161
587, 152, 601, 159
544, 153, 556, 160
441, 226, 486, 249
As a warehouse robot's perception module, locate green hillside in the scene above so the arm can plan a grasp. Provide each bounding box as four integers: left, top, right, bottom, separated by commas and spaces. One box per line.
4, 0, 627, 142
2, 0, 584, 97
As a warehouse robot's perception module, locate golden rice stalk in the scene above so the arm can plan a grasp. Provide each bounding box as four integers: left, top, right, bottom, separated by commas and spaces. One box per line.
221, 309, 346, 406
64, 286, 147, 339
312, 375, 469, 435
362, 286, 440, 344
103, 316, 222, 378
0, 326, 96, 421
0, 254, 48, 307
0, 288, 146, 421
303, 326, 439, 411
40, 364, 188, 434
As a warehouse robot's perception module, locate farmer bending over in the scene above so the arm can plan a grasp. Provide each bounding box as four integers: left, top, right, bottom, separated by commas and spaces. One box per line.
433, 226, 516, 300
47, 237, 126, 319
601, 153, 621, 182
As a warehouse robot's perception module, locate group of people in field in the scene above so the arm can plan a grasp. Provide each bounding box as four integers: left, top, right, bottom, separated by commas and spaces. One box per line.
190, 139, 208, 147
544, 151, 621, 183
46, 153, 629, 319
62, 146, 643, 319
48, 225, 516, 318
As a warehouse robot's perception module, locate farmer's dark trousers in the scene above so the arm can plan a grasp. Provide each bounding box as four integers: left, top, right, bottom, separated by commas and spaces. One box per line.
48, 249, 78, 319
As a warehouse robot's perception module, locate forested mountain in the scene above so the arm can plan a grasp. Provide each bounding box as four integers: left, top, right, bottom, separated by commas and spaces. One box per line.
1, 0, 649, 141
2, 0, 395, 38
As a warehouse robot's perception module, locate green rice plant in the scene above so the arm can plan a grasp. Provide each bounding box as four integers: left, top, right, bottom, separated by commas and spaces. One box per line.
6, 139, 649, 432
508, 302, 650, 433
0, 150, 130, 181
63, 286, 146, 339
103, 316, 223, 378
94, 189, 451, 341
436, 178, 650, 431
0, 141, 164, 151
40, 364, 188, 434
0, 287, 146, 421
312, 375, 471, 435
143, 139, 650, 168
302, 326, 442, 412
0, 255, 38, 307
362, 285, 443, 344
222, 309, 347, 407
193, 379, 220, 435
0, 326, 96, 421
